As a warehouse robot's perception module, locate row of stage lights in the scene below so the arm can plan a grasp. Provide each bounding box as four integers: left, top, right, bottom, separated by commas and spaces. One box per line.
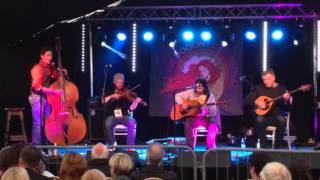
115, 29, 286, 42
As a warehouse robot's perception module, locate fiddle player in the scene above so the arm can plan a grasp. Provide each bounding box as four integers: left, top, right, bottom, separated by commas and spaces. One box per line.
246, 68, 290, 148
175, 78, 219, 149
104, 73, 143, 145
29, 47, 67, 145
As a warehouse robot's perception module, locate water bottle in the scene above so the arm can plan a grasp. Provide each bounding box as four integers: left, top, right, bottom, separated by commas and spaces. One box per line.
241, 138, 246, 148
256, 138, 261, 149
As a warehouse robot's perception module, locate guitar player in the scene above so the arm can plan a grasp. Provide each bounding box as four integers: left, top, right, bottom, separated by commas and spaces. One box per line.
175, 78, 219, 149
246, 68, 290, 148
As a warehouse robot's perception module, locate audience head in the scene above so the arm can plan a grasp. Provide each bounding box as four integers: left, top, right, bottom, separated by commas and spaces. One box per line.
19, 145, 42, 170
109, 153, 133, 178
147, 143, 164, 166
81, 169, 106, 180
59, 152, 87, 180
289, 159, 313, 180
259, 162, 292, 180
91, 143, 109, 160
249, 152, 273, 179
0, 144, 24, 174
0, 167, 30, 180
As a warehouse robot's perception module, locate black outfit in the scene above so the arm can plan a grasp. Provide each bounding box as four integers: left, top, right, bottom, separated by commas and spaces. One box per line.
25, 168, 52, 180
246, 84, 288, 148
104, 88, 137, 145
130, 165, 177, 180
87, 158, 111, 177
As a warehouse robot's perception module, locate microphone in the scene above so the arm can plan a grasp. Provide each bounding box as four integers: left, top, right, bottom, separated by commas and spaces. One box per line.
240, 75, 247, 81
105, 64, 112, 68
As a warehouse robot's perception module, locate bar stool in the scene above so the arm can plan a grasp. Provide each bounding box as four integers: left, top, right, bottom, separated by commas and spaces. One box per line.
4, 107, 28, 145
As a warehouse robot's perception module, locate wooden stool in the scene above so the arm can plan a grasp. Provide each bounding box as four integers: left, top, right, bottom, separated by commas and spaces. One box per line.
266, 126, 277, 149
4, 108, 28, 145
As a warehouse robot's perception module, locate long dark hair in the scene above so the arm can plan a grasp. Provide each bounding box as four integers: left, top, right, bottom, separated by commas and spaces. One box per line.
194, 78, 210, 102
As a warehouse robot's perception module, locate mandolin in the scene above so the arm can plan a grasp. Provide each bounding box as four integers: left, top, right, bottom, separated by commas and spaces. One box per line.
255, 84, 312, 116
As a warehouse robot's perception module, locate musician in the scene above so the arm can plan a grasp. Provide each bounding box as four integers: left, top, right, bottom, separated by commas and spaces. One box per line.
29, 47, 66, 144
104, 73, 143, 145
246, 68, 290, 148
175, 78, 218, 149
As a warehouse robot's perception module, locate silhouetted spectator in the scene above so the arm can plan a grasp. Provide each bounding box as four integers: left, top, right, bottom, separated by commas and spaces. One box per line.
289, 159, 313, 180
59, 152, 87, 180
249, 152, 273, 180
87, 143, 110, 176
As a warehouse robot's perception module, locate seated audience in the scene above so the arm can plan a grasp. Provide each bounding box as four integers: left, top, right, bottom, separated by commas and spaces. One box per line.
130, 143, 177, 180
109, 153, 133, 180
259, 162, 292, 180
1, 167, 30, 180
0, 143, 24, 176
289, 159, 313, 180
249, 152, 273, 180
59, 152, 87, 180
81, 169, 107, 180
19, 145, 51, 180
87, 143, 110, 176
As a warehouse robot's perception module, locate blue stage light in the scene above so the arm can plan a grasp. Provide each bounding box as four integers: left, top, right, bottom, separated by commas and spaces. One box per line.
182, 31, 194, 41
245, 31, 256, 40
201, 31, 212, 41
271, 30, 283, 41
143, 31, 154, 41
117, 33, 127, 41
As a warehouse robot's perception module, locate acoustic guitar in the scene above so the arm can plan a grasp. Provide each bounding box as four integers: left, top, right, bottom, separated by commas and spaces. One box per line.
170, 100, 226, 121
255, 84, 312, 116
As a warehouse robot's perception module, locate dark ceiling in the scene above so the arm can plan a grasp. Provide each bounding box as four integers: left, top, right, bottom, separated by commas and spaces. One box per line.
0, 0, 319, 45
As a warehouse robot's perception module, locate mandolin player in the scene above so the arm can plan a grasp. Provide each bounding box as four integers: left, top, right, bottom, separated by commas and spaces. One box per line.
246, 68, 290, 148
175, 78, 219, 149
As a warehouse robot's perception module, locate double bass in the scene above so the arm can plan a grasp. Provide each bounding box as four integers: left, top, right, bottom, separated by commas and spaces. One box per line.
45, 37, 87, 145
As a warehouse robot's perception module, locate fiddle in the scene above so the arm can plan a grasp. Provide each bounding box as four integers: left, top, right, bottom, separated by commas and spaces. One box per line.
115, 88, 147, 106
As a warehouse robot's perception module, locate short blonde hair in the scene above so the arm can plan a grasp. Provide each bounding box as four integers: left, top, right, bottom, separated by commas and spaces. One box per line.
113, 73, 125, 83
260, 162, 292, 180
109, 153, 133, 177
1, 167, 30, 180
81, 169, 106, 180
91, 143, 109, 159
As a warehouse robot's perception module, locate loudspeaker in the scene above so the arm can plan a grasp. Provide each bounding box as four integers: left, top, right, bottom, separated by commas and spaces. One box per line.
88, 106, 106, 141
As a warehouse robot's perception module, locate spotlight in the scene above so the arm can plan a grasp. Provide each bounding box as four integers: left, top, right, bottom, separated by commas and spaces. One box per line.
221, 41, 228, 47
271, 30, 283, 41
169, 41, 175, 48
182, 31, 194, 41
245, 31, 256, 41
117, 33, 127, 41
293, 39, 299, 46
201, 31, 212, 41
143, 31, 154, 41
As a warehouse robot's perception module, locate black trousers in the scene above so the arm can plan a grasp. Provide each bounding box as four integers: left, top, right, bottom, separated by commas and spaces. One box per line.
254, 114, 286, 148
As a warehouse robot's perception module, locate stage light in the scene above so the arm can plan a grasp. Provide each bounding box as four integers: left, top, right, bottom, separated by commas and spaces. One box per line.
245, 31, 256, 40
132, 24, 137, 72
221, 41, 228, 47
182, 31, 194, 41
293, 39, 299, 46
117, 32, 127, 41
81, 24, 86, 72
317, 20, 320, 72
262, 21, 268, 71
271, 30, 283, 41
201, 31, 212, 41
169, 41, 175, 48
143, 31, 154, 41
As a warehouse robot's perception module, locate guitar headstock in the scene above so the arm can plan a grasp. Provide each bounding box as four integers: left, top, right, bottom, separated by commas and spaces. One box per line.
299, 84, 312, 92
